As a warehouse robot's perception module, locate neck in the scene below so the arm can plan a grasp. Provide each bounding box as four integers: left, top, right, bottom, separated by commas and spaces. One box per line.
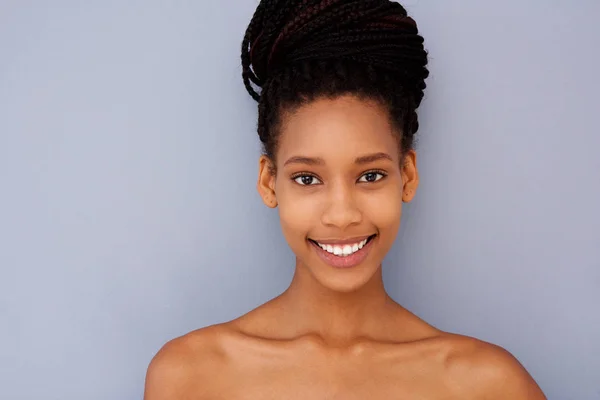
278, 259, 399, 345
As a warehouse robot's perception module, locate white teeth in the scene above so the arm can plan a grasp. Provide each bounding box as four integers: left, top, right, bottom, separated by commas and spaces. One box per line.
342, 245, 352, 256
315, 237, 373, 257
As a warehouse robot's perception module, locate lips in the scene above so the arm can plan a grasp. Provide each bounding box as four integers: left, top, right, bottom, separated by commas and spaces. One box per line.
309, 235, 376, 257
308, 234, 377, 269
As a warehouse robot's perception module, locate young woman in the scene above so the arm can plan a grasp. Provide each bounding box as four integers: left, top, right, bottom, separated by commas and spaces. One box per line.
144, 1, 546, 398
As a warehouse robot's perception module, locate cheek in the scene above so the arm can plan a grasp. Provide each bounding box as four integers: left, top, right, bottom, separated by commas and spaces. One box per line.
277, 189, 318, 241
360, 187, 403, 232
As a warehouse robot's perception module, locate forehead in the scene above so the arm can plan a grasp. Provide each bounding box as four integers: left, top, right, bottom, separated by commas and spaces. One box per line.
277, 95, 401, 165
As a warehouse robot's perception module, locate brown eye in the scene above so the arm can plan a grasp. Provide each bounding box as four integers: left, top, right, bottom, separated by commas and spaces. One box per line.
293, 175, 322, 186
358, 171, 385, 183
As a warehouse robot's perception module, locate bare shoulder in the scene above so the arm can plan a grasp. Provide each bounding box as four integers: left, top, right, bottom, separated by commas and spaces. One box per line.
143, 324, 236, 400
436, 333, 546, 399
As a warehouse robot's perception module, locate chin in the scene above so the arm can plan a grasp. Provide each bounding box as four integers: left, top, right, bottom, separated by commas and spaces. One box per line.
304, 258, 383, 293
316, 268, 381, 293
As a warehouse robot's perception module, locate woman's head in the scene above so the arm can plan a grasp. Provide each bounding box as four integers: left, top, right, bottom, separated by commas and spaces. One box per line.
241, 0, 429, 292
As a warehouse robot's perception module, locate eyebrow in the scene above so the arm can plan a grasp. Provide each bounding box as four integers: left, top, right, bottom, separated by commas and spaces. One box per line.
283, 152, 393, 167
283, 156, 325, 167
354, 152, 393, 164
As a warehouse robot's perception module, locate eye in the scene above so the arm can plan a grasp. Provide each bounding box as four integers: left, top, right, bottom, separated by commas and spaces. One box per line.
293, 174, 322, 186
358, 171, 386, 183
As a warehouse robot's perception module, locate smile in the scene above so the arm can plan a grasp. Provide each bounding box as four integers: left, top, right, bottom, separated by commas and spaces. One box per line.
308, 235, 377, 269
309, 235, 376, 257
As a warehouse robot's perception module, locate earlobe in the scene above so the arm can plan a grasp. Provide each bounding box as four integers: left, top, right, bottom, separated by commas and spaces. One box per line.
265, 196, 278, 208
257, 155, 278, 208
402, 188, 416, 203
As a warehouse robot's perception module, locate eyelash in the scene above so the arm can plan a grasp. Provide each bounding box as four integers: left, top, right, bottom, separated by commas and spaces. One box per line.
291, 170, 388, 186
358, 169, 387, 183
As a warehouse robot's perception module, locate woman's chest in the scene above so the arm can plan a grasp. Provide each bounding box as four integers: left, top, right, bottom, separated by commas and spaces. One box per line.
199, 356, 455, 400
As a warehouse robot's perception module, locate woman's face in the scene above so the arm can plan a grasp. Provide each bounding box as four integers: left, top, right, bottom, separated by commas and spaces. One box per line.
258, 95, 419, 292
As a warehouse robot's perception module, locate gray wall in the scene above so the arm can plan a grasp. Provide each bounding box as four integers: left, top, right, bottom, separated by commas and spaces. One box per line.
1, 1, 598, 399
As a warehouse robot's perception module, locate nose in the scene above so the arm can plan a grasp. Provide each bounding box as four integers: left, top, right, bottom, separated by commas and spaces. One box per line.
320, 183, 362, 230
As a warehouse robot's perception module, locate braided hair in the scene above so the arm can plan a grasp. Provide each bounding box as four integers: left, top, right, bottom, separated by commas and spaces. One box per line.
241, 0, 429, 168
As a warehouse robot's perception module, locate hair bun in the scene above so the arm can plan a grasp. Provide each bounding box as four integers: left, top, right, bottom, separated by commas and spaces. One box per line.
242, 0, 428, 102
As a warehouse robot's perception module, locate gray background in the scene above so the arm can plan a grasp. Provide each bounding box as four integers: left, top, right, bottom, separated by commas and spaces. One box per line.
1, 1, 599, 399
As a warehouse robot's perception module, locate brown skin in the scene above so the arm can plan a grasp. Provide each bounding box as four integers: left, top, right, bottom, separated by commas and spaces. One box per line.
144, 95, 546, 399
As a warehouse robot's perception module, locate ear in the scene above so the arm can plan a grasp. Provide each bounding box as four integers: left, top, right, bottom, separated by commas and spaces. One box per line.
401, 150, 419, 203
257, 155, 278, 208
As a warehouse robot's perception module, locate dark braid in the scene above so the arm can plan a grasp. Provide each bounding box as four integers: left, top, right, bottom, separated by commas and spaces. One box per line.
241, 2, 268, 98
241, 0, 429, 166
